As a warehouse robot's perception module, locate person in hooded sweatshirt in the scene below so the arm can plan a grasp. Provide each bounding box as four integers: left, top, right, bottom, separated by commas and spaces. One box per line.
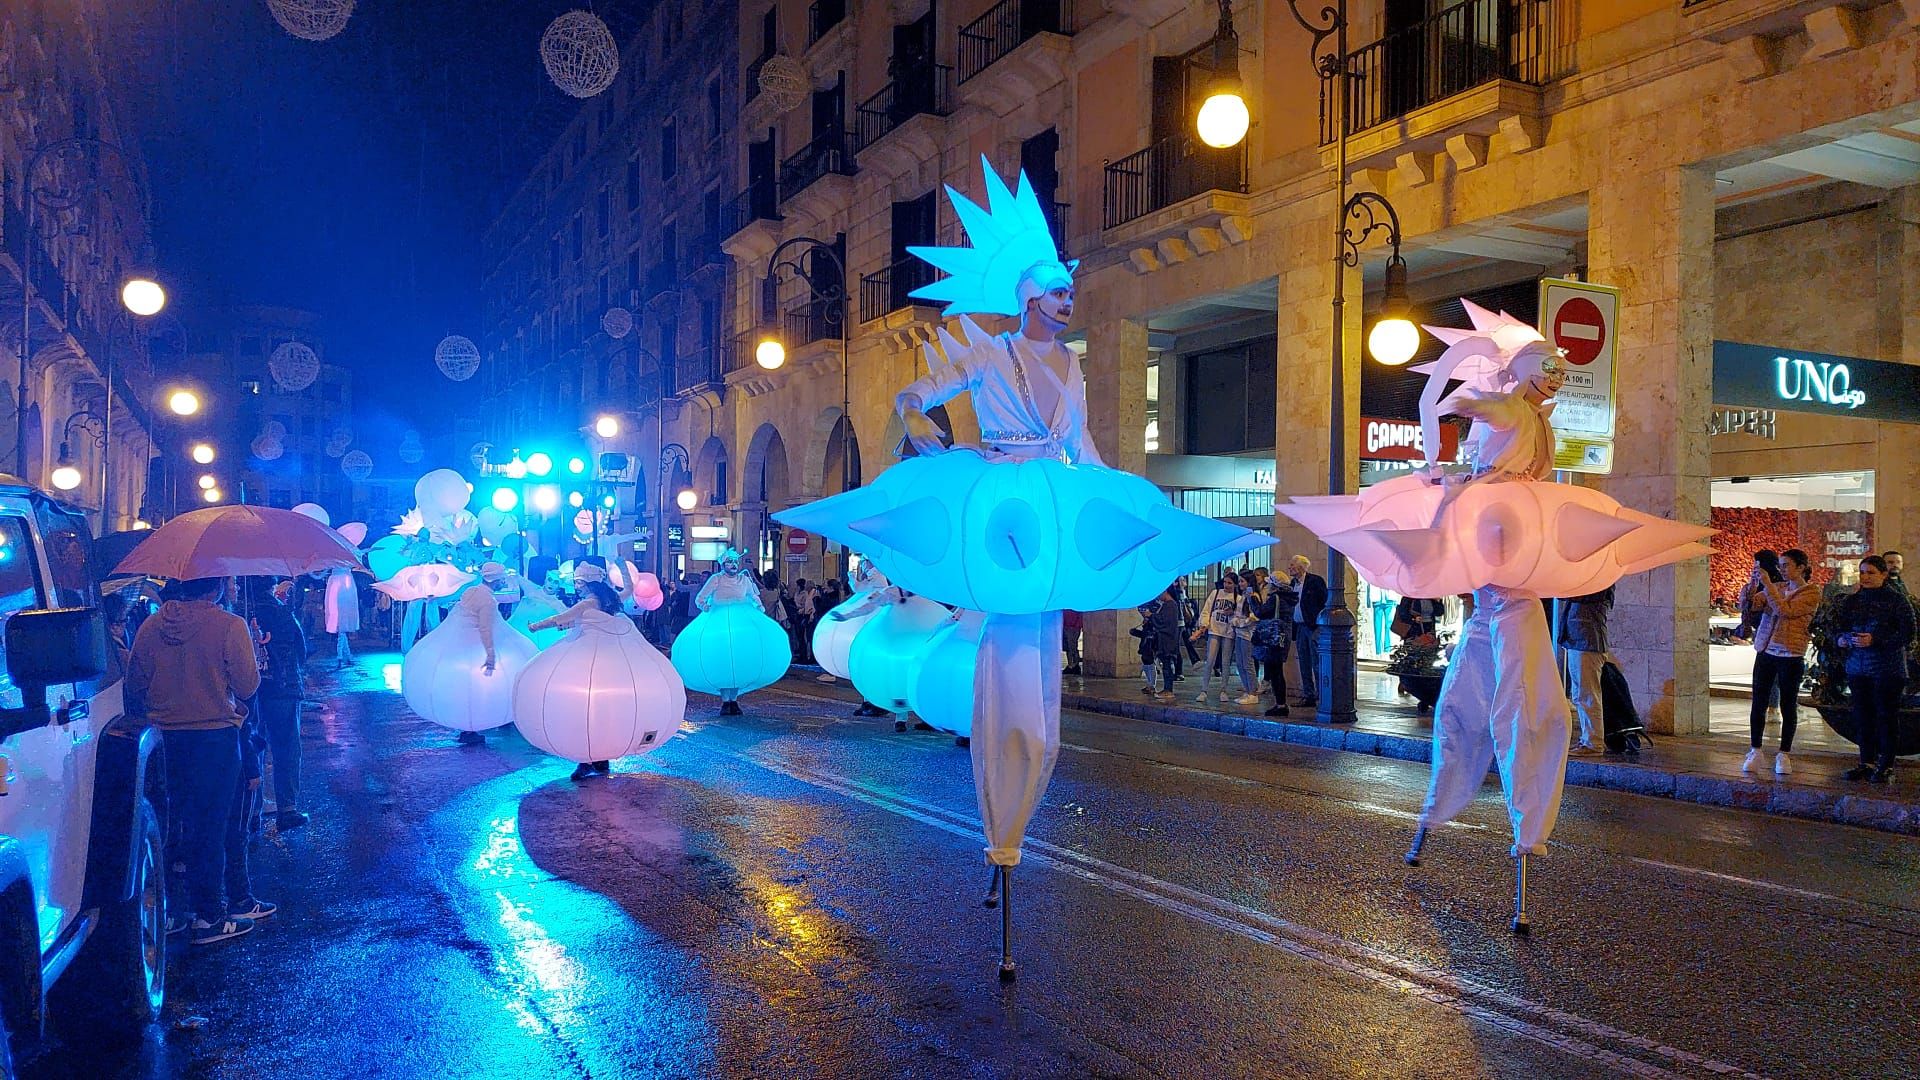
127, 577, 273, 946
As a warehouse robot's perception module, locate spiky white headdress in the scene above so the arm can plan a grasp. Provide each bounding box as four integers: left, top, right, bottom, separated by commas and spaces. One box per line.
907, 157, 1076, 318
1414, 299, 1558, 467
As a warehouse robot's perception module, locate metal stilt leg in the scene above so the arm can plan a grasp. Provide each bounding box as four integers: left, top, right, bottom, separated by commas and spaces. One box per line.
999, 866, 1017, 982
1510, 852, 1531, 935
1404, 826, 1429, 866
982, 865, 1001, 909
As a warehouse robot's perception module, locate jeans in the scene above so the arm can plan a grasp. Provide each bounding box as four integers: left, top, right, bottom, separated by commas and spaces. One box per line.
1199, 635, 1232, 696
1063, 628, 1082, 671
1141, 655, 1176, 692
1293, 622, 1318, 697
1568, 649, 1605, 748
1231, 636, 1256, 693
1750, 652, 1804, 752
162, 727, 242, 920
259, 693, 302, 811
1848, 672, 1902, 769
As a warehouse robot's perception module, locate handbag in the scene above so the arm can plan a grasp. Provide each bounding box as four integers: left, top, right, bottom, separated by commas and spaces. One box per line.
1251, 617, 1288, 661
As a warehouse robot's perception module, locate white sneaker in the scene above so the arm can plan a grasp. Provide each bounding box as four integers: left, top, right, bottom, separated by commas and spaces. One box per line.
1218, 691, 1231, 703
1741, 748, 1762, 773
1195, 693, 1209, 703
1236, 693, 1261, 706
1774, 752, 1792, 776
815, 673, 837, 683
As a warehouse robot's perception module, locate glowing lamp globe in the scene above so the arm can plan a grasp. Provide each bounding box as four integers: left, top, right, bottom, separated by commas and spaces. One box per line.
120, 278, 166, 316
568, 457, 586, 474
133, 520, 150, 530
401, 606, 537, 732
594, 416, 620, 438
191, 443, 215, 465
491, 488, 519, 512
669, 604, 791, 697
50, 465, 82, 492
527, 452, 553, 477
203, 488, 222, 504
675, 489, 698, 511
168, 390, 201, 416
754, 338, 786, 370
568, 491, 585, 508
197, 474, 217, 490
512, 617, 686, 763
1368, 316, 1420, 366
532, 486, 561, 514
1196, 92, 1251, 149
847, 595, 950, 713
908, 610, 985, 737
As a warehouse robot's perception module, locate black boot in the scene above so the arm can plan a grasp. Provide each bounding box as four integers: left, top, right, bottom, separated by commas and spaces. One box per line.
570, 763, 595, 782
456, 730, 485, 747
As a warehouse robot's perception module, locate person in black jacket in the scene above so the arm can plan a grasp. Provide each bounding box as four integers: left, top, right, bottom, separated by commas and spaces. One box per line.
247, 579, 310, 831
1287, 556, 1329, 706
1835, 555, 1916, 783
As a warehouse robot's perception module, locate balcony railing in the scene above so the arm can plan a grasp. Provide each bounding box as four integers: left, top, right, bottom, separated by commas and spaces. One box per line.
745, 50, 771, 101
786, 300, 845, 349
1102, 136, 1246, 229
1322, 0, 1564, 142
808, 0, 846, 45
1044, 200, 1070, 256
854, 66, 955, 153
678, 345, 732, 390
959, 0, 1073, 83
722, 182, 781, 238
859, 257, 940, 322
779, 128, 857, 198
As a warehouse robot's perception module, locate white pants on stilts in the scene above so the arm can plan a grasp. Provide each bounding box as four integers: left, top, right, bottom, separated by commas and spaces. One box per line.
971, 611, 1062, 868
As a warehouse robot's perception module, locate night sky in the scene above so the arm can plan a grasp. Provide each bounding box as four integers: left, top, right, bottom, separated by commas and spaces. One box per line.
111, 1, 611, 445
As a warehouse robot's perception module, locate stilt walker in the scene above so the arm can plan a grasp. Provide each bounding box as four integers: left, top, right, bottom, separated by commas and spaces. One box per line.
778, 160, 1273, 977
1278, 301, 1714, 933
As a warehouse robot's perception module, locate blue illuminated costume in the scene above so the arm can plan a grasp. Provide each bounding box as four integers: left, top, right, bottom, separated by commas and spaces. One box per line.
776, 161, 1271, 978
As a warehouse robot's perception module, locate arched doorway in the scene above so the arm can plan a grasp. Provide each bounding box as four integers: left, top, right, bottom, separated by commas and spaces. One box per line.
743, 423, 792, 573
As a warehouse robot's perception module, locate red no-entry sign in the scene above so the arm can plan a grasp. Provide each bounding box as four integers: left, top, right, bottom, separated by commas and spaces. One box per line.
1553, 296, 1607, 366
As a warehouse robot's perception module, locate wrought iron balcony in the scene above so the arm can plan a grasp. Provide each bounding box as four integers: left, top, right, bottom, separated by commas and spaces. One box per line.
1322, 0, 1564, 142
859, 257, 940, 322
808, 0, 846, 46
778, 128, 857, 199
854, 66, 955, 154
785, 300, 845, 349
958, 0, 1074, 83
745, 50, 771, 101
1102, 136, 1246, 230
721, 182, 782, 239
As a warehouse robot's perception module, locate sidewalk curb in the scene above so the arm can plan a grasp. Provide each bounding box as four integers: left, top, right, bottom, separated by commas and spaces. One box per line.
776, 669, 1920, 836
1057, 690, 1920, 837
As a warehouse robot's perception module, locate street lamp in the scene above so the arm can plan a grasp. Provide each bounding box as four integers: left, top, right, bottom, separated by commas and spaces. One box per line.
202, 487, 222, 504
190, 442, 215, 464
594, 415, 620, 438
120, 278, 166, 318
1195, 0, 1251, 149
1346, 196, 1420, 367
50, 409, 104, 494
676, 488, 698, 510
757, 236, 855, 569
656, 442, 691, 580
197, 474, 217, 490
167, 389, 201, 416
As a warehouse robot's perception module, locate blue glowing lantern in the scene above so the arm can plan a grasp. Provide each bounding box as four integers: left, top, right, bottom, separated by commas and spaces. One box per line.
670, 603, 791, 696
847, 594, 950, 713
907, 609, 984, 737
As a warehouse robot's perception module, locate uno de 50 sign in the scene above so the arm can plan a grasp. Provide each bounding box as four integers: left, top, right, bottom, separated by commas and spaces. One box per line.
1713, 341, 1920, 424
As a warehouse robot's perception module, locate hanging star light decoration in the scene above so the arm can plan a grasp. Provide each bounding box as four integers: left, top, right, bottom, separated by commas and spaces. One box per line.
265, 0, 355, 41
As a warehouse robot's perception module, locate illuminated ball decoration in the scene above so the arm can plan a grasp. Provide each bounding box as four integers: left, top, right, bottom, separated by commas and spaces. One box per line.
341, 449, 374, 481
670, 603, 791, 698
266, 0, 355, 42
398, 430, 425, 465
601, 307, 633, 339
540, 11, 620, 99
434, 335, 481, 382
514, 619, 686, 764
325, 429, 353, 458
268, 341, 321, 392
414, 468, 471, 517
265, 420, 287, 437
468, 441, 493, 470
755, 54, 809, 114
251, 434, 285, 461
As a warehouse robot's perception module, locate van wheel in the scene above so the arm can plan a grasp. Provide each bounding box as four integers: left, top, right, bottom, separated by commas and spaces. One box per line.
55, 798, 165, 1042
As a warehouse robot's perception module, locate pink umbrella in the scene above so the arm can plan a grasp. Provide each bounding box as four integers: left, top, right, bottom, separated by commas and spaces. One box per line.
113, 504, 363, 580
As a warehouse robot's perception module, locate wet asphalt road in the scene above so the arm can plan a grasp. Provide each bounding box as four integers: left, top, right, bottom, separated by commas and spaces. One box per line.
31, 654, 1920, 1080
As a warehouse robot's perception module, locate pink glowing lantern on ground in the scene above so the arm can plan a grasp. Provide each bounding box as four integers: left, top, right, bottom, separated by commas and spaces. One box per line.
513, 609, 686, 763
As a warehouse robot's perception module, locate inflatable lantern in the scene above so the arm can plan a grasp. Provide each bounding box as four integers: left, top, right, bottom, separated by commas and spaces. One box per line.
908, 609, 985, 738
670, 603, 790, 698
366, 533, 411, 582
777, 443, 1269, 615
373, 563, 474, 602
848, 594, 951, 713
813, 565, 890, 680
402, 588, 538, 732
513, 609, 686, 763
415, 468, 472, 518
477, 507, 519, 547
509, 582, 569, 649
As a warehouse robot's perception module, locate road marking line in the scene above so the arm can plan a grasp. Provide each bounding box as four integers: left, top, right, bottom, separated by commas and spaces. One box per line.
1628, 858, 1846, 904
703, 743, 1767, 1080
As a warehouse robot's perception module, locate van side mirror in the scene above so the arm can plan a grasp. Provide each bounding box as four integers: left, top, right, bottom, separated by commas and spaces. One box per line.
7, 607, 107, 688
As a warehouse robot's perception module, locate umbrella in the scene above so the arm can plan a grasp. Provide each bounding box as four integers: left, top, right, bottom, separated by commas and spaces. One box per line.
112, 504, 363, 580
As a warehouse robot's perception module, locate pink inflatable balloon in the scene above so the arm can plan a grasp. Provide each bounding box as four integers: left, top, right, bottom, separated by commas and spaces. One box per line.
513, 610, 685, 762
374, 564, 475, 602
338, 521, 369, 547
629, 570, 664, 611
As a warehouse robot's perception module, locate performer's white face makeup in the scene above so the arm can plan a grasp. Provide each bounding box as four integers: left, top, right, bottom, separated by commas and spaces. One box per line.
1514, 346, 1567, 402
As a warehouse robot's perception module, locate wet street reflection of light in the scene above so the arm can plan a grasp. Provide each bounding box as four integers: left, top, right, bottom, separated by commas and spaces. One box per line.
381, 662, 403, 692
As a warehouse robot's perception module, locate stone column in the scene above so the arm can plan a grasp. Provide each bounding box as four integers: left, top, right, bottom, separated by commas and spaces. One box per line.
1082, 317, 1150, 677
1875, 187, 1920, 549
1587, 164, 1716, 735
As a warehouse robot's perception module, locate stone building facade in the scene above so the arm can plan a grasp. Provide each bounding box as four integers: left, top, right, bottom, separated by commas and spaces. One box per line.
0, 1, 158, 530
489, 0, 1920, 733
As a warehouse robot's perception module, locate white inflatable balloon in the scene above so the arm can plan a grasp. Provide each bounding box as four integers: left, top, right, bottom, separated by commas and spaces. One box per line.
291, 502, 330, 526
402, 591, 538, 731
513, 610, 686, 763
812, 592, 880, 680
671, 603, 791, 697
477, 507, 519, 546
908, 609, 985, 737
849, 595, 951, 713
415, 469, 471, 518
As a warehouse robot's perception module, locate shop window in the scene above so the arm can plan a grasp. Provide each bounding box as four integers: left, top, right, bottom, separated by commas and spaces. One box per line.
1182, 337, 1277, 455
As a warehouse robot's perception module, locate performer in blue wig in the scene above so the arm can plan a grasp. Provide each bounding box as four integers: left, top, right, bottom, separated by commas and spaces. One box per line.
777, 159, 1272, 979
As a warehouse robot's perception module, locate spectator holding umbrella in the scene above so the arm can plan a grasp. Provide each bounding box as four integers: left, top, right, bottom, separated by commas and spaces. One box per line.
1834, 554, 1915, 784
